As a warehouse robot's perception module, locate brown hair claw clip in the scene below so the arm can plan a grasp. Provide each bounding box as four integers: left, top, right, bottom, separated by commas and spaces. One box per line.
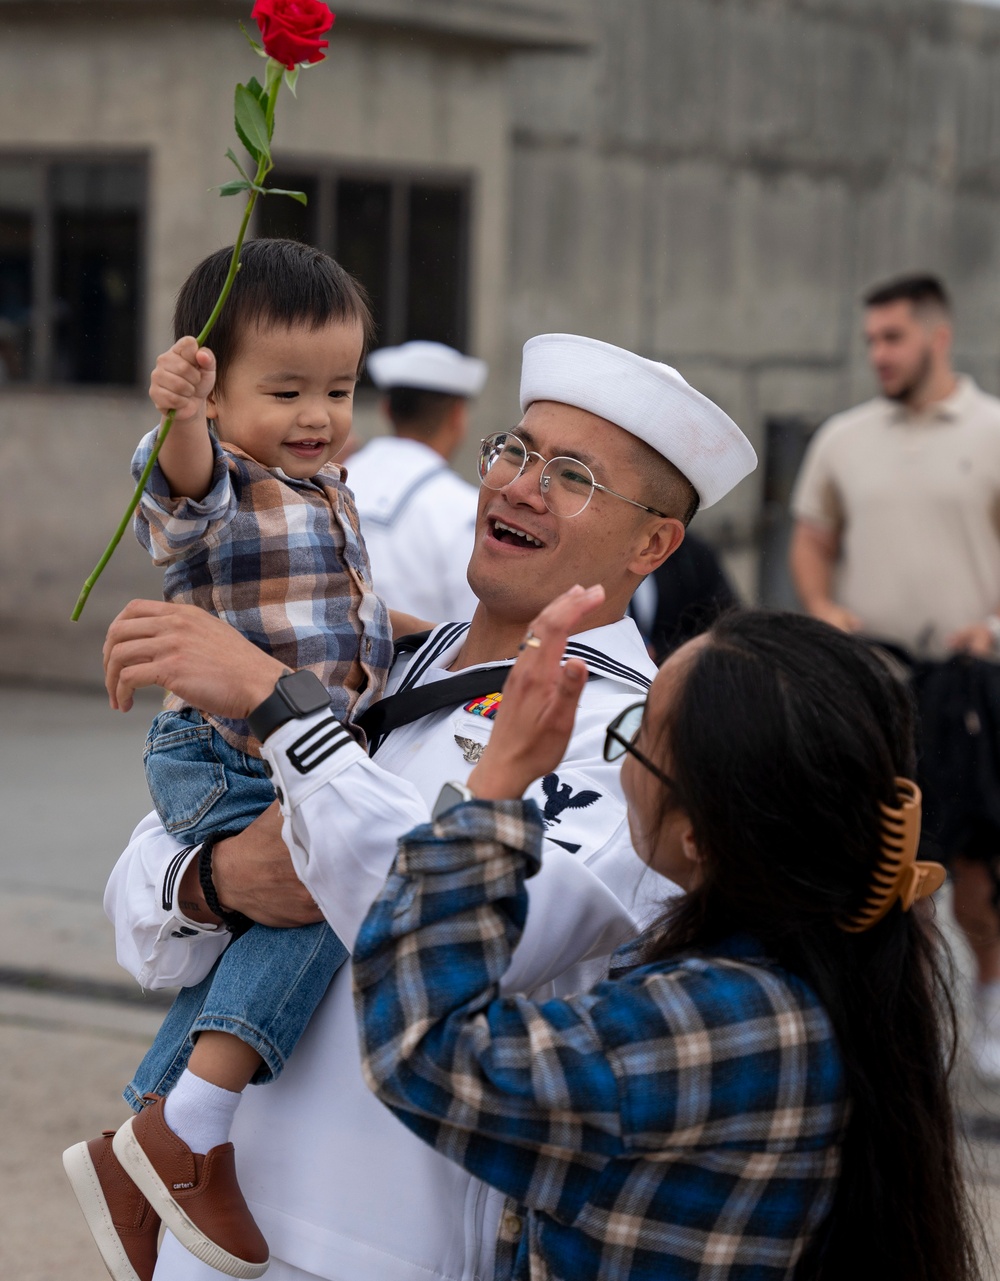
838, 778, 947, 934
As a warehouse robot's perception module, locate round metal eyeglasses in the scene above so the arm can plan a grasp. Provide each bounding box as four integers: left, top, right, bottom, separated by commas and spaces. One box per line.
603, 701, 675, 788
478, 432, 668, 520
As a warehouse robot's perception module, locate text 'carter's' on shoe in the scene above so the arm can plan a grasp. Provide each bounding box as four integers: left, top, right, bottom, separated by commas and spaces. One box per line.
63, 1130, 161, 1281
112, 1094, 269, 1279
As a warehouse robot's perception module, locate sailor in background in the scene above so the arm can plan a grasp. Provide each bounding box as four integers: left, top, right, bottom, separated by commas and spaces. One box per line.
348, 341, 488, 621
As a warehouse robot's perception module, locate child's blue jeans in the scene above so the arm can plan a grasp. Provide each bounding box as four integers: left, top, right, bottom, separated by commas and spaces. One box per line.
128, 709, 349, 1109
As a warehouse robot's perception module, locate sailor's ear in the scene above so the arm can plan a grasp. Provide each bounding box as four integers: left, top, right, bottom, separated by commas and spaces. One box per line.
628, 518, 685, 576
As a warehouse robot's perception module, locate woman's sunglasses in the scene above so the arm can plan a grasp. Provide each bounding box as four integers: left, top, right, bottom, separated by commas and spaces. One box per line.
603, 701, 675, 788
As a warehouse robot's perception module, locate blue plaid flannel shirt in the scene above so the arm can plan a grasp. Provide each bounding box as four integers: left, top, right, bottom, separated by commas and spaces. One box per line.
353, 800, 848, 1281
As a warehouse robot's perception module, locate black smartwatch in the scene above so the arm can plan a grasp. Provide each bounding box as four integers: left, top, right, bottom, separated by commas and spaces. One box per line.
248, 669, 332, 743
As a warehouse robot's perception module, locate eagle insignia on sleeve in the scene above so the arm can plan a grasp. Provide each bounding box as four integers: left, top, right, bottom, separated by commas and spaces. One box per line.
541, 772, 601, 825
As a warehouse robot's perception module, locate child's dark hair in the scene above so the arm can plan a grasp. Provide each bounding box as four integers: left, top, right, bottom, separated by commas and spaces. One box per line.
645, 611, 980, 1281
174, 238, 375, 385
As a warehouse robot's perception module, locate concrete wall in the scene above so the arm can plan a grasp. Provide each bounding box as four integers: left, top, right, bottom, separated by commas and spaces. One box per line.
505, 0, 1000, 584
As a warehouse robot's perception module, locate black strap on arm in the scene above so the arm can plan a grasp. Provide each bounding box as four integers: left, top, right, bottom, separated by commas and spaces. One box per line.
392, 630, 433, 656
354, 664, 512, 756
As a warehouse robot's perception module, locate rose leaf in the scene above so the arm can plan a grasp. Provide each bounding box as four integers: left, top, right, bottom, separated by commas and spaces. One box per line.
224, 148, 252, 182
214, 179, 254, 198
265, 187, 309, 205
234, 84, 271, 165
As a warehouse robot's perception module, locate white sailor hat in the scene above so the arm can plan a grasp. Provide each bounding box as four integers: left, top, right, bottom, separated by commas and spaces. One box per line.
367, 341, 488, 397
519, 334, 756, 509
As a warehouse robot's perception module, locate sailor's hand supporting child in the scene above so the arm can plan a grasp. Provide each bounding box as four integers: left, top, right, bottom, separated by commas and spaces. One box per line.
148, 336, 218, 501
104, 598, 284, 717
177, 801, 325, 929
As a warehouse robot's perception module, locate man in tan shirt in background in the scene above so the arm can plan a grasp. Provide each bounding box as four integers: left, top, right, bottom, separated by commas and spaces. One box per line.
790, 273, 1000, 1078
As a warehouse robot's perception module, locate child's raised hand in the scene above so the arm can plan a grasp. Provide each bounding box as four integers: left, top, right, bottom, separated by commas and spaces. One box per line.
149, 336, 217, 424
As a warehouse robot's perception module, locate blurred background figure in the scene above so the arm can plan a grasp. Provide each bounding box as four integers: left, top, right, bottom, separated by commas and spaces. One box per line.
627, 530, 738, 663
348, 340, 488, 621
788, 273, 1000, 1081
336, 427, 364, 464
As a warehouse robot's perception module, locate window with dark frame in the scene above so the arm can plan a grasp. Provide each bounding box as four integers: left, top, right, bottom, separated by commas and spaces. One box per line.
757, 415, 820, 611
255, 165, 471, 354
0, 155, 145, 387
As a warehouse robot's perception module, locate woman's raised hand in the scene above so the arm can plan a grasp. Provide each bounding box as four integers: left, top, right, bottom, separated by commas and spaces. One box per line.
466, 584, 605, 802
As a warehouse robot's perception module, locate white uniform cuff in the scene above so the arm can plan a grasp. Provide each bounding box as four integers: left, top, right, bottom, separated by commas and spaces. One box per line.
156, 842, 224, 941
262, 709, 367, 812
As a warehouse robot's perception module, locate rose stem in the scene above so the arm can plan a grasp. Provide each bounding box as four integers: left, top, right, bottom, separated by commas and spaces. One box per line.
71, 70, 283, 621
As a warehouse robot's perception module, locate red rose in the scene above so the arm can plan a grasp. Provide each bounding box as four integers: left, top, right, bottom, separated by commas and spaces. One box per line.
252, 0, 334, 70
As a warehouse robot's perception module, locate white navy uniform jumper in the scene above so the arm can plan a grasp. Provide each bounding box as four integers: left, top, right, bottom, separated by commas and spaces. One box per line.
346, 436, 480, 622
106, 617, 670, 1281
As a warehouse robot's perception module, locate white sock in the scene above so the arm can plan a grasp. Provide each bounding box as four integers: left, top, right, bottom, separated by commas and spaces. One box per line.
163, 1069, 242, 1154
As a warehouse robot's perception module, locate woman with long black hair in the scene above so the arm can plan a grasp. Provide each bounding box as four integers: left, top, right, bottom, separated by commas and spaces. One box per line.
353, 585, 981, 1280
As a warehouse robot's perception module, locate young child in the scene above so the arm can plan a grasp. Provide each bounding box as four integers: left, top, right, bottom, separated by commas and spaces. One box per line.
63, 238, 393, 1281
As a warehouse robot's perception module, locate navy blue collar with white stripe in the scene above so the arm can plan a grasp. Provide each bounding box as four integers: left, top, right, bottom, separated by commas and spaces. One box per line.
392, 618, 652, 696
395, 621, 471, 693
564, 641, 652, 691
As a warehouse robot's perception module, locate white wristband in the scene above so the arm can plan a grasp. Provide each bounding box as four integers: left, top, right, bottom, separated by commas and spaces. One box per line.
985, 616, 1000, 651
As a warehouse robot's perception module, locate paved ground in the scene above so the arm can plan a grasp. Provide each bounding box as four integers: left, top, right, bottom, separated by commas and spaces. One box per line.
1, 683, 998, 1278
0, 684, 167, 1280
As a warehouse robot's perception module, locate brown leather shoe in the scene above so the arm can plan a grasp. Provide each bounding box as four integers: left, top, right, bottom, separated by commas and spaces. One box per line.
112, 1094, 269, 1279
63, 1130, 161, 1281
